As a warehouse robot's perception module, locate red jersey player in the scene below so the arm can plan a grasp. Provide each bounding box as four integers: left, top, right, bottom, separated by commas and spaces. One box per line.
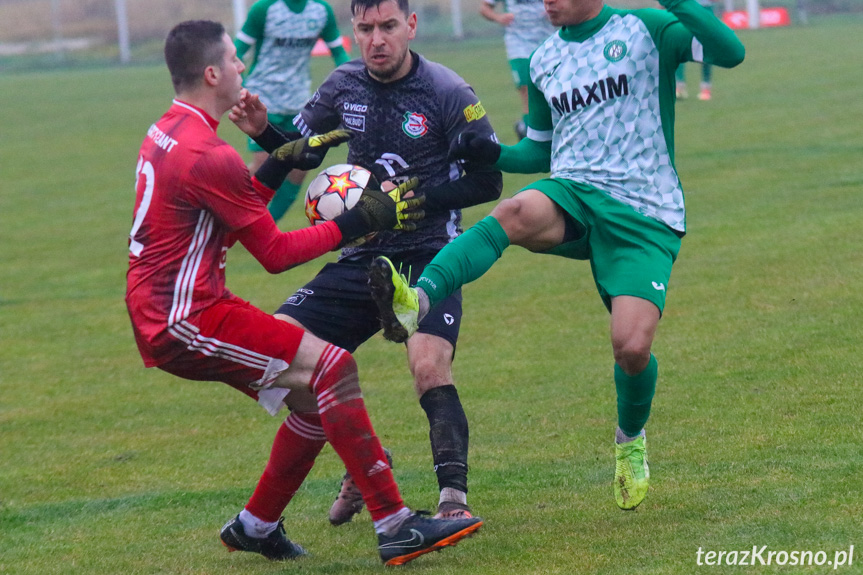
125, 20, 481, 566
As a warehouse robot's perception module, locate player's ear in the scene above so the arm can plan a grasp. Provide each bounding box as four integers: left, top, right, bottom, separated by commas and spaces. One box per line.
203, 64, 220, 87
407, 12, 417, 40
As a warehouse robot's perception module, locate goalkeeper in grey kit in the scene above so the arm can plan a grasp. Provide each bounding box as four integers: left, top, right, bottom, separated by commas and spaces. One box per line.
249, 0, 503, 525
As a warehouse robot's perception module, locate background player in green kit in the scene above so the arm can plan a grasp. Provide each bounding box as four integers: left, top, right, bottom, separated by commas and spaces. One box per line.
675, 0, 717, 100
236, 0, 350, 221
480, 0, 557, 139
369, 0, 745, 510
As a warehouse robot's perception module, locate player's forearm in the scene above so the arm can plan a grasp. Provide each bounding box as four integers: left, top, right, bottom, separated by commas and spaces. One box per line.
250, 156, 291, 202
662, 0, 744, 67
495, 137, 551, 174
236, 215, 341, 273
420, 168, 503, 212
252, 123, 302, 153
479, 3, 500, 24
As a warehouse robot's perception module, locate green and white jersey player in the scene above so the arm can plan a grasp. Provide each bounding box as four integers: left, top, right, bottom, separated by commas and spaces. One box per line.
480, 0, 557, 139
235, 0, 350, 221
368, 0, 745, 511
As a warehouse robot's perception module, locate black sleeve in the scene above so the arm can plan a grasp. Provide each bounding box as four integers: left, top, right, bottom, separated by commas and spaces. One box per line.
252, 123, 302, 153
420, 164, 503, 212
253, 155, 293, 190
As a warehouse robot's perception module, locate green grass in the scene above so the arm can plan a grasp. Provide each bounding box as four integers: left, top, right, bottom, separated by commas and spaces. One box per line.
2, 18, 863, 574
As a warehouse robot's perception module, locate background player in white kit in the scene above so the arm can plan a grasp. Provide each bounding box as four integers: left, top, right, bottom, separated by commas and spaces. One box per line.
480, 0, 557, 139
236, 0, 350, 221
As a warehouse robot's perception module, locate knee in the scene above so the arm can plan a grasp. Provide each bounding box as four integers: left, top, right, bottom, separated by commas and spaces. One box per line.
491, 197, 532, 242
410, 357, 453, 397
329, 347, 359, 382
491, 191, 563, 250
312, 345, 360, 395
612, 339, 652, 376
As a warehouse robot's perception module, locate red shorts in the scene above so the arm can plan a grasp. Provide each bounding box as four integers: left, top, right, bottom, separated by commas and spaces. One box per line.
156, 298, 306, 406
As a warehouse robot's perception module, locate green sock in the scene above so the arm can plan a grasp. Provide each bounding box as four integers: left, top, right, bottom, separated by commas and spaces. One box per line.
268, 180, 301, 222
702, 63, 713, 84
615, 354, 657, 437
417, 216, 510, 308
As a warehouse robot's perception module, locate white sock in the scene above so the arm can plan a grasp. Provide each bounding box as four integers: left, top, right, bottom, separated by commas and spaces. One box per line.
615, 427, 645, 444
439, 487, 467, 506
373, 506, 412, 536
417, 287, 430, 322
238, 509, 278, 539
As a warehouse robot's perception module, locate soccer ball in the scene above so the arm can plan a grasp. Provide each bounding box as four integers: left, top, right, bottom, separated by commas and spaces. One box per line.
304, 164, 372, 226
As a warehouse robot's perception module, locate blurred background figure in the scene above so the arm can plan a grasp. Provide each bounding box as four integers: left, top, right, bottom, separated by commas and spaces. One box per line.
235, 0, 350, 221
675, 0, 716, 100
480, 0, 557, 139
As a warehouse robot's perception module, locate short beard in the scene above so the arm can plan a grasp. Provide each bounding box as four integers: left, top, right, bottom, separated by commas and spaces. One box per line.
368, 50, 409, 82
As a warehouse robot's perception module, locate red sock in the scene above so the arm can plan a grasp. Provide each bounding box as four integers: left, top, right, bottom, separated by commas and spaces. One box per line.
312, 344, 405, 521
244, 411, 326, 522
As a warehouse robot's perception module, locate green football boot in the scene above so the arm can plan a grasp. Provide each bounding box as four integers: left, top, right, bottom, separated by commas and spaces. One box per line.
614, 435, 649, 510
368, 256, 419, 343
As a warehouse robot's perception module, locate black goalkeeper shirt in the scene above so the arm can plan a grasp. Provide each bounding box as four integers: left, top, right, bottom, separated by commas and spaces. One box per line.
294, 52, 498, 260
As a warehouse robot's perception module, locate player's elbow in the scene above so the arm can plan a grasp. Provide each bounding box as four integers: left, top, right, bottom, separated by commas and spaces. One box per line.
262, 262, 285, 274
716, 41, 745, 68
258, 257, 292, 274
469, 168, 503, 203
731, 43, 745, 67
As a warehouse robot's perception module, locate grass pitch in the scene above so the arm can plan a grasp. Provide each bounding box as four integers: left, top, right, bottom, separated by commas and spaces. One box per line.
1, 16, 862, 575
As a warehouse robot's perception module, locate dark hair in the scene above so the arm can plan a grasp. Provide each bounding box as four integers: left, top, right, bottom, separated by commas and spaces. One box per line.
351, 0, 409, 17
164, 20, 226, 93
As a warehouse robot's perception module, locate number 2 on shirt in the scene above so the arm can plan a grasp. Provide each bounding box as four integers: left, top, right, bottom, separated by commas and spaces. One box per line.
129, 156, 154, 257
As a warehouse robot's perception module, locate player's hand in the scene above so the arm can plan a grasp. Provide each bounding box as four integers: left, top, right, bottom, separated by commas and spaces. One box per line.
271, 129, 352, 170
499, 13, 515, 26
449, 131, 501, 165
229, 89, 269, 137
354, 177, 424, 231
332, 177, 423, 246
365, 165, 425, 231
385, 178, 425, 231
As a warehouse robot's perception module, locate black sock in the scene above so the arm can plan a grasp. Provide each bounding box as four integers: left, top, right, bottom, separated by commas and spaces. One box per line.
420, 385, 469, 494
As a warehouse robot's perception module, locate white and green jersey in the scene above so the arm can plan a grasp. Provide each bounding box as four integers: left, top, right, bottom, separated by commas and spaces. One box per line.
485, 0, 557, 60
236, 0, 343, 115
525, 2, 743, 232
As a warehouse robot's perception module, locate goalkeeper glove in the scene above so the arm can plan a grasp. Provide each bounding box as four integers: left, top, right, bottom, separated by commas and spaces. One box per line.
270, 129, 352, 171
448, 131, 501, 165
333, 177, 424, 246
378, 177, 425, 232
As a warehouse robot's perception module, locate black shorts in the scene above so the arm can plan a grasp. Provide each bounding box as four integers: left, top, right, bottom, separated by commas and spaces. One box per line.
275, 255, 463, 354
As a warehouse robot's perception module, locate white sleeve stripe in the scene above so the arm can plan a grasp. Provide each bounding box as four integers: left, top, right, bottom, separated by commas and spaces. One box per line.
691, 38, 704, 63
527, 127, 552, 142
326, 37, 343, 48
293, 116, 314, 136
236, 31, 257, 46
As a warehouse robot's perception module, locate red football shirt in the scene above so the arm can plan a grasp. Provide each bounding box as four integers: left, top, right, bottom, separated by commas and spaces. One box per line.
126, 100, 270, 367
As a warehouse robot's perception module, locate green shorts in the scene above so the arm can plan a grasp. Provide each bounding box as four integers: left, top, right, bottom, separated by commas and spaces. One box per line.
524, 178, 682, 313
509, 58, 531, 88
248, 113, 300, 152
